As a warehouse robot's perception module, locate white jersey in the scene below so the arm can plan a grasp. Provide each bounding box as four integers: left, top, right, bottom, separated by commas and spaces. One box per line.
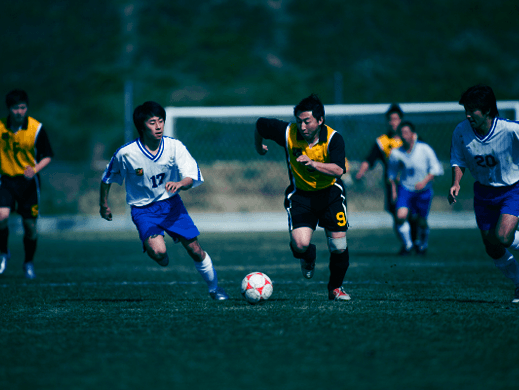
450, 118, 519, 187
388, 141, 444, 192
102, 136, 203, 207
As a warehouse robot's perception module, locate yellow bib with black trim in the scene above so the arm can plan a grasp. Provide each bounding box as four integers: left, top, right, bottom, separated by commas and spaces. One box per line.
287, 123, 337, 191
376, 134, 402, 160
0, 116, 42, 176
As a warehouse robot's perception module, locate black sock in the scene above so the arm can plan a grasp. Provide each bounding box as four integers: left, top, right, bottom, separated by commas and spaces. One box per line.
328, 248, 350, 291
24, 237, 37, 263
0, 227, 8, 254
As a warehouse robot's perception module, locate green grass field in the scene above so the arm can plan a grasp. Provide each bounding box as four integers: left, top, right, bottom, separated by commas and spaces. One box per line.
1, 227, 519, 390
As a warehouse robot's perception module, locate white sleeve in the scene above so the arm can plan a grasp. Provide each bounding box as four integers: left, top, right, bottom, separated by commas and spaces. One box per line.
101, 152, 125, 185
175, 141, 204, 188
450, 125, 466, 168
426, 145, 444, 176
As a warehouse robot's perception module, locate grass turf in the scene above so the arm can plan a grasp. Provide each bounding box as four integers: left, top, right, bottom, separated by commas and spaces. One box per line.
1, 228, 519, 390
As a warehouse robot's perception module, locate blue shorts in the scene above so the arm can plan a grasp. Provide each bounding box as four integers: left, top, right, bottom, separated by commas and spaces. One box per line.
396, 185, 433, 219
131, 195, 200, 249
474, 181, 519, 231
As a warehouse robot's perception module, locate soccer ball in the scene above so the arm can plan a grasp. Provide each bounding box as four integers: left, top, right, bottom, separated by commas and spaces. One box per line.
241, 272, 273, 304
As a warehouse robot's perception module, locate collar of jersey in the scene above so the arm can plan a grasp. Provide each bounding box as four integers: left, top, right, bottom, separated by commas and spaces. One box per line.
473, 117, 497, 142
137, 137, 164, 161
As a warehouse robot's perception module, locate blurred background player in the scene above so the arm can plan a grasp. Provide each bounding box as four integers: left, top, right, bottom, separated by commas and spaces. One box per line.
388, 121, 443, 255
100, 101, 228, 301
0, 90, 54, 279
254, 94, 351, 301
449, 85, 519, 304
355, 104, 419, 247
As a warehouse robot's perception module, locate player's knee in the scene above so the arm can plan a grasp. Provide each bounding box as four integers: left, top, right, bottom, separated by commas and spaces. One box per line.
483, 240, 505, 260
290, 242, 316, 261
327, 236, 347, 254
148, 249, 168, 266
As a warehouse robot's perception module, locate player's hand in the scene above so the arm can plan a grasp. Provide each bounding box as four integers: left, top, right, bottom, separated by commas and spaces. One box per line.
256, 144, 268, 155
24, 166, 37, 179
166, 181, 182, 193
448, 185, 460, 205
100, 205, 112, 221
415, 181, 426, 191
296, 154, 313, 167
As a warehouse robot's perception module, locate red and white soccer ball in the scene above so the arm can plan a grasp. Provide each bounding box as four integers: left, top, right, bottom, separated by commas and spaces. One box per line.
241, 272, 273, 304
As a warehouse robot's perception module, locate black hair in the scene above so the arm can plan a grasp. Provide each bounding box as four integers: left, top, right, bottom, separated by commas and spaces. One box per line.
385, 103, 404, 120
133, 101, 166, 136
293, 94, 325, 124
6, 89, 29, 109
459, 85, 499, 118
398, 120, 416, 133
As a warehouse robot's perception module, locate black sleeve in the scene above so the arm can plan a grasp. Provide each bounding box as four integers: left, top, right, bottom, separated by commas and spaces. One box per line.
256, 118, 289, 148
35, 126, 54, 160
329, 133, 346, 172
364, 142, 384, 168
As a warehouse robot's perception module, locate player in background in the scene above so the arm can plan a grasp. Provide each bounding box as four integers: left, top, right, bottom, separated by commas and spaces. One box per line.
254, 94, 351, 301
387, 121, 443, 255
449, 85, 519, 304
100, 101, 229, 301
0, 90, 54, 279
355, 104, 419, 248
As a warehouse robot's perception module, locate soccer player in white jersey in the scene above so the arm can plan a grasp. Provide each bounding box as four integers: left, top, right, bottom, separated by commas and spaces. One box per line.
99, 101, 229, 301
449, 84, 519, 304
388, 121, 444, 255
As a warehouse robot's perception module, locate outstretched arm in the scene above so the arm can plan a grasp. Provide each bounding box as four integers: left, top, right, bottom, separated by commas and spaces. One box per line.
99, 181, 113, 221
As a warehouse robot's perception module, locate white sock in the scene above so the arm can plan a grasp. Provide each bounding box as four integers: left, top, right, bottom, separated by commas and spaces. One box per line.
508, 231, 519, 251
396, 221, 413, 249
194, 252, 218, 292
493, 250, 519, 287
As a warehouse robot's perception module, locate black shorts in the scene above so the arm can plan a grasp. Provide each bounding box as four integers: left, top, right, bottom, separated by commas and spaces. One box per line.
284, 180, 348, 232
0, 175, 39, 219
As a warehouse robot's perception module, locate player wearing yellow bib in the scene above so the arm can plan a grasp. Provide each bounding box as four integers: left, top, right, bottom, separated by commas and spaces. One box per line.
0, 90, 54, 278
355, 104, 419, 252
255, 94, 351, 301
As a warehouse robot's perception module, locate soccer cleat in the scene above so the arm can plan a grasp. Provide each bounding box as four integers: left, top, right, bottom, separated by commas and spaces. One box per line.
300, 258, 316, 279
328, 287, 351, 301
512, 287, 519, 304
209, 286, 229, 301
0, 252, 9, 274
23, 262, 36, 279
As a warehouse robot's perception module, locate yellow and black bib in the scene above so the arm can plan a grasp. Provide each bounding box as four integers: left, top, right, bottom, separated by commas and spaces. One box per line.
376, 134, 402, 160
0, 116, 42, 176
286, 123, 337, 191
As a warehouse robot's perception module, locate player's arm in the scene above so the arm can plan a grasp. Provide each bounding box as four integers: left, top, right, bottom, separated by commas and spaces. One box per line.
24, 157, 52, 179
99, 181, 113, 221
415, 173, 436, 191
165, 177, 194, 193
297, 132, 345, 177
448, 166, 465, 205
355, 142, 382, 180
254, 127, 268, 155
386, 153, 399, 203
255, 118, 288, 155
25, 127, 54, 179
297, 156, 344, 177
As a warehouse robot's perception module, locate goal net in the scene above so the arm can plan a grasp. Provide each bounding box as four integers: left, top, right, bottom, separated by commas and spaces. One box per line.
165, 102, 519, 214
